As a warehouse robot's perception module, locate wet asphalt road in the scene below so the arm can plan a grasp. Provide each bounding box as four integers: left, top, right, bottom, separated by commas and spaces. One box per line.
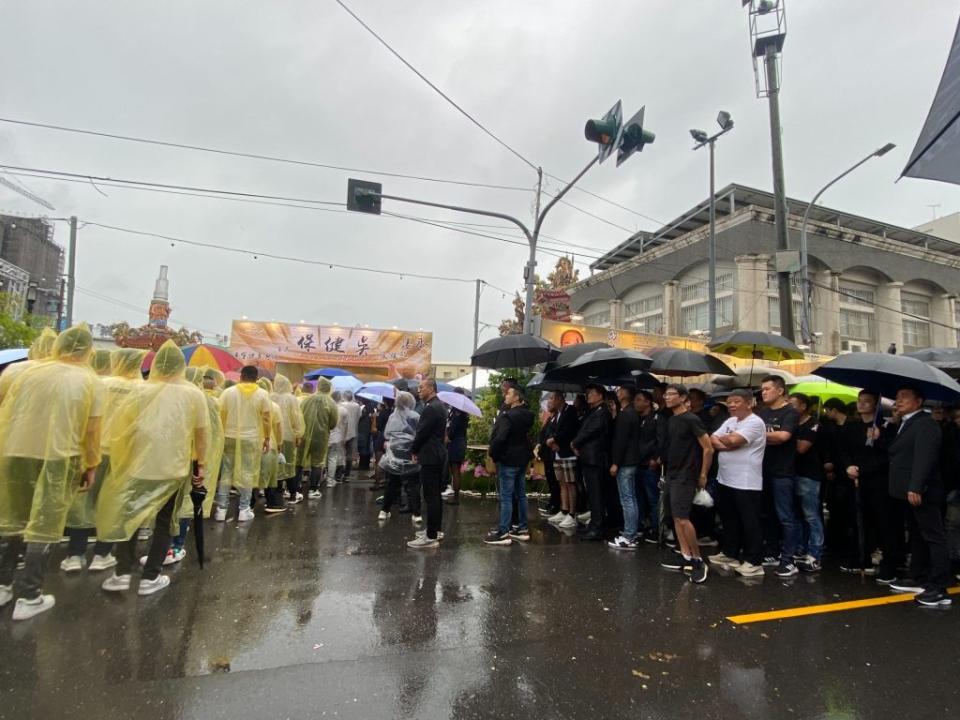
1, 478, 958, 720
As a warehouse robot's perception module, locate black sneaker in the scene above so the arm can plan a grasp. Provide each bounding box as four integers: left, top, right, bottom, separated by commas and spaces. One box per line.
689, 560, 708, 584
508, 528, 531, 542
797, 557, 821, 573
761, 555, 781, 567
890, 579, 925, 593
914, 589, 952, 607
875, 575, 898, 586
643, 531, 659, 545
482, 530, 512, 546
660, 551, 690, 571
775, 561, 799, 578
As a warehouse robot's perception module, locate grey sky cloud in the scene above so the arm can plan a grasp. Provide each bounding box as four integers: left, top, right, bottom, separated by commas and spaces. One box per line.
1, 1, 958, 360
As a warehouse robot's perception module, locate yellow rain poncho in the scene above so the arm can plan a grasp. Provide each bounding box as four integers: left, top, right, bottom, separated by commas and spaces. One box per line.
204, 367, 225, 397
273, 374, 305, 480
96, 341, 209, 542
0, 327, 58, 405
256, 378, 282, 489
298, 377, 339, 469
65, 348, 147, 530
0, 324, 103, 543
218, 378, 272, 489
90, 348, 112, 376
176, 368, 224, 518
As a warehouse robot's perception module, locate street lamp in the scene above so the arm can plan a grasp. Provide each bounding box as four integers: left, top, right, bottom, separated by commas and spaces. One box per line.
798, 142, 896, 344
691, 111, 735, 339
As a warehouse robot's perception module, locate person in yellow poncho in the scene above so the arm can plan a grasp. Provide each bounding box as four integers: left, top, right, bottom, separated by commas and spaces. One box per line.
214, 365, 272, 522
256, 377, 286, 513
0, 327, 58, 406
89, 348, 112, 377
272, 374, 305, 504
153, 366, 225, 566
61, 348, 147, 574
297, 377, 339, 501
0, 324, 103, 621
96, 341, 208, 597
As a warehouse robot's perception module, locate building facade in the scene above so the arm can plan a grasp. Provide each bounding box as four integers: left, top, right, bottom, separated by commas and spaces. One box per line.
0, 215, 64, 321
569, 184, 960, 355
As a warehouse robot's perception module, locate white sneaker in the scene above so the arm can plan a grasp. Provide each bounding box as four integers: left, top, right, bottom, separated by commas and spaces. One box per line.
576, 511, 592, 524
0, 584, 12, 607
138, 574, 171, 596
12, 594, 55, 621
441, 485, 454, 497
736, 562, 765, 578
238, 508, 255, 522
309, 489, 323, 499
407, 535, 439, 549
378, 510, 390, 521
325, 480, 337, 488
214, 507, 227, 522
167, 548, 186, 564
547, 511, 565, 524
412, 515, 423, 525
88, 553, 117, 571
288, 492, 304, 505
416, 529, 445, 540
101, 573, 132, 592
558, 514, 577, 530
60, 555, 84, 573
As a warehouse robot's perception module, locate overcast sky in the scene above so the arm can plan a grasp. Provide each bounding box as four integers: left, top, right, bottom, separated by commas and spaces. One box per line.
1, 1, 959, 360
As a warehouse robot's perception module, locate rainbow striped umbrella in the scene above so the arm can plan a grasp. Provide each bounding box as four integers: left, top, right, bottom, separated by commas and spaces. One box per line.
143, 344, 242, 373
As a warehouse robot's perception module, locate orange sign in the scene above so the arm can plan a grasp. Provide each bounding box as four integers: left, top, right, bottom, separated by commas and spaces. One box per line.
229, 320, 433, 381
539, 319, 708, 352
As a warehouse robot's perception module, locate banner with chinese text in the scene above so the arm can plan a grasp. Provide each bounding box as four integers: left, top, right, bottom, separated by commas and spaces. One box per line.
230, 320, 433, 381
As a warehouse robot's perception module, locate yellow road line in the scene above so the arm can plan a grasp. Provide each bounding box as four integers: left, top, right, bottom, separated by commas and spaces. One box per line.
727, 586, 960, 625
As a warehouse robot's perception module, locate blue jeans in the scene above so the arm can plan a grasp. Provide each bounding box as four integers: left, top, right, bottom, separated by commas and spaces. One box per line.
795, 477, 824, 561
498, 465, 527, 535
214, 483, 252, 512
636, 467, 660, 532
616, 466, 639, 540
171, 519, 191, 551
771, 476, 801, 559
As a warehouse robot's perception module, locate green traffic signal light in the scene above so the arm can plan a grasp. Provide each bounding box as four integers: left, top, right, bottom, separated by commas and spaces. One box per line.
584, 118, 619, 146
620, 123, 655, 151
347, 178, 382, 215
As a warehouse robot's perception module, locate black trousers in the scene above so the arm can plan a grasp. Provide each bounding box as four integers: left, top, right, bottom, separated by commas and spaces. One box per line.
543, 459, 561, 512
420, 463, 444, 540
907, 499, 951, 591
381, 472, 407, 513
116, 491, 177, 581
0, 539, 50, 600
719, 484, 763, 565
582, 464, 606, 531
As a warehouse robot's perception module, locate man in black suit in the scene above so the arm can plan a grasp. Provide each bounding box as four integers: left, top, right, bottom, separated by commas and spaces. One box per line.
887, 387, 951, 607
571, 383, 611, 541
407, 379, 448, 549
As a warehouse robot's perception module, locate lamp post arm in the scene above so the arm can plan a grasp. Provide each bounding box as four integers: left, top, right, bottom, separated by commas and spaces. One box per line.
532, 155, 598, 238
377, 193, 533, 243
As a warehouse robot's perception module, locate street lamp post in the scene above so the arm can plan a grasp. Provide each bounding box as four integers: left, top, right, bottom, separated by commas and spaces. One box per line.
691, 111, 735, 340
798, 142, 896, 344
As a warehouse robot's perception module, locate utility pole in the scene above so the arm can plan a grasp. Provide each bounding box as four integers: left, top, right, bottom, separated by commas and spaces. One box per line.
66, 215, 77, 327
471, 278, 481, 394
765, 45, 794, 341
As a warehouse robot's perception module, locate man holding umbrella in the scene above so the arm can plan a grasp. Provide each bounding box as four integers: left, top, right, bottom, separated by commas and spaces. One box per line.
887, 387, 952, 607
571, 383, 611, 542
408, 379, 448, 549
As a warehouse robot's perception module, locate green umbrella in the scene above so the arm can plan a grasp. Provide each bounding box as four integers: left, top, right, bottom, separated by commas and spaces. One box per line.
789, 379, 860, 404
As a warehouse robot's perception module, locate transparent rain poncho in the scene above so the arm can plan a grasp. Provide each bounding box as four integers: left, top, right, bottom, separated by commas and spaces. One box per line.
218, 377, 272, 489
272, 374, 305, 480
0, 324, 104, 543
379, 391, 420, 477
95, 340, 209, 542
298, 377, 340, 469
0, 327, 58, 405
175, 367, 224, 518
90, 349, 112, 376
256, 378, 282, 489
66, 348, 147, 530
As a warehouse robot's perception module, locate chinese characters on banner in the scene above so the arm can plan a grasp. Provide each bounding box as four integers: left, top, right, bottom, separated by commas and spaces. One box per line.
230, 320, 433, 381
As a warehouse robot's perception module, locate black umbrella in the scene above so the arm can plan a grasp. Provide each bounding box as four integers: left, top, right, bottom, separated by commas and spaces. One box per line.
391, 378, 418, 392
470, 334, 559, 369
189, 467, 207, 569
903, 347, 960, 378
527, 371, 584, 393
528, 369, 658, 392
647, 347, 736, 377
561, 347, 653, 379
708, 331, 804, 361
813, 351, 960, 402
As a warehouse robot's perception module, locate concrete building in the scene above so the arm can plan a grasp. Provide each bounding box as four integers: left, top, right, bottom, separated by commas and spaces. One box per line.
914, 211, 960, 243
431, 361, 473, 381
569, 184, 960, 355
0, 215, 64, 321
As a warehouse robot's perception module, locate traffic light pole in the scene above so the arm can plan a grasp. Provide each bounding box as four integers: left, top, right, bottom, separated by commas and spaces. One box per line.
373, 155, 598, 335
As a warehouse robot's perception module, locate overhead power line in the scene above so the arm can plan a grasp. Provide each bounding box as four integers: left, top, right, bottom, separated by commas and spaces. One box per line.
0, 116, 530, 192
332, 0, 538, 173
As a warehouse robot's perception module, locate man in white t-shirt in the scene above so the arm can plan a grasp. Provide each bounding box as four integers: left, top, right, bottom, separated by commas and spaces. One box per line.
708, 388, 767, 577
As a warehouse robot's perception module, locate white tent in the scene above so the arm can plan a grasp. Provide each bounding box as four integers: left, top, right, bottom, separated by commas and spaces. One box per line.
447, 368, 492, 391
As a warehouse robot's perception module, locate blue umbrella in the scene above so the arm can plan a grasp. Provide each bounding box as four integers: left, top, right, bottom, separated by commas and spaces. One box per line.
304, 367, 354, 380
358, 382, 396, 401
0, 348, 28, 366
331, 374, 363, 393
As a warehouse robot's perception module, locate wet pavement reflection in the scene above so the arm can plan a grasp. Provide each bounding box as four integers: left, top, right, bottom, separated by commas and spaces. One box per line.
1, 481, 958, 719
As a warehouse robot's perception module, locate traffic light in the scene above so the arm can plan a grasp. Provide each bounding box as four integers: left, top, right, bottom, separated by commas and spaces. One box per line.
584, 100, 622, 164
347, 178, 382, 215
616, 106, 655, 167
